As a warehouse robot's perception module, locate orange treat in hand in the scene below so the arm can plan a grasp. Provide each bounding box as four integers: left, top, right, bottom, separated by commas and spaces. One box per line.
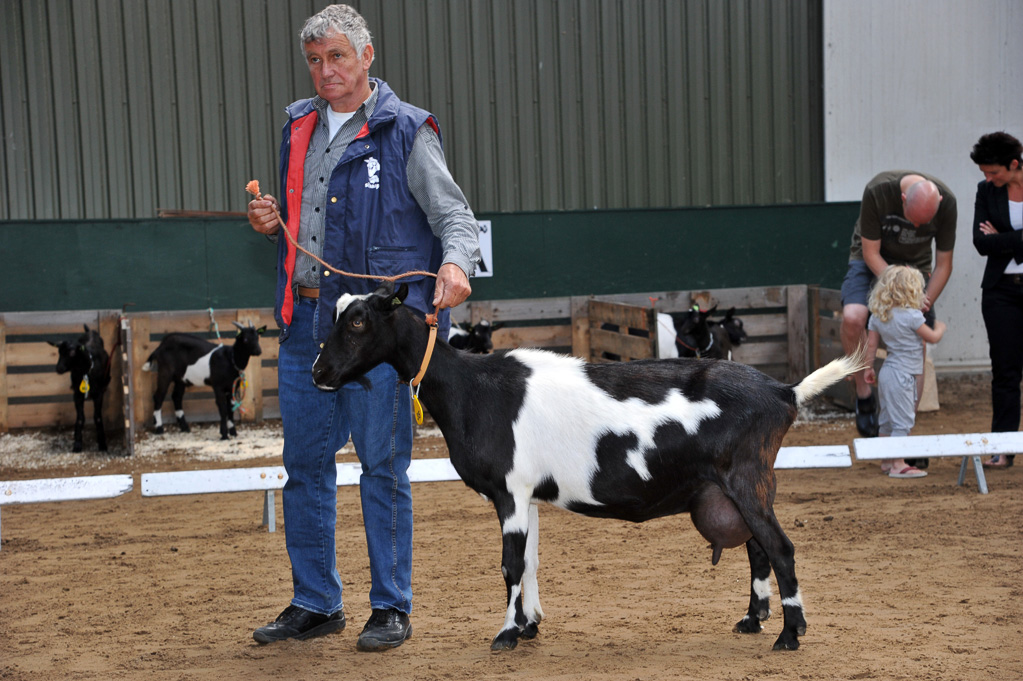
245, 180, 261, 197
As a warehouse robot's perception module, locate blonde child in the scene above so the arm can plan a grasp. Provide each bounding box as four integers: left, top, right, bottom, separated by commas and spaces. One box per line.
863, 266, 947, 478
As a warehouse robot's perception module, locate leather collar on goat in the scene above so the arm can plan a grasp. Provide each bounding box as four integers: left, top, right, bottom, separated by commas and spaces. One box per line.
678, 332, 714, 358
410, 313, 439, 388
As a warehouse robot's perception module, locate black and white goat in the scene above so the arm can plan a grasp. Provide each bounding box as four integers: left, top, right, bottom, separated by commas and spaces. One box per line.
673, 305, 728, 359
312, 282, 866, 653
658, 307, 747, 360
713, 307, 748, 348
142, 322, 265, 439
448, 319, 503, 354
48, 325, 111, 452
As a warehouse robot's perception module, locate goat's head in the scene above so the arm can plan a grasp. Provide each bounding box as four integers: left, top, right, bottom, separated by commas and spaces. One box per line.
675, 305, 716, 337
312, 281, 410, 391
48, 325, 100, 374
464, 320, 503, 354
719, 308, 748, 346
231, 321, 266, 356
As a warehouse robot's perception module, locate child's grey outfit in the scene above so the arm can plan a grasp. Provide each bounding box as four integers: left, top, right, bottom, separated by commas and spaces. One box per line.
868, 307, 926, 438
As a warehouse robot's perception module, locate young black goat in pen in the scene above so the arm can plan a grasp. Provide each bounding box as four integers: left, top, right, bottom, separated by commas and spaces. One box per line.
143, 322, 265, 439
447, 319, 503, 354
48, 325, 111, 452
312, 282, 867, 653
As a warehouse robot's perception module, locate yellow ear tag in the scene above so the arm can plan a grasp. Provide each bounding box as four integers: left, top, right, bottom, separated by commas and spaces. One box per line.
411, 393, 424, 425
79, 376, 90, 394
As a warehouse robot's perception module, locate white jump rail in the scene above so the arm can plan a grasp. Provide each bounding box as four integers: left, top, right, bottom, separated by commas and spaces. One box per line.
139, 449, 846, 533
853, 431, 1023, 494
775, 445, 851, 469
0, 475, 134, 549
141, 459, 461, 532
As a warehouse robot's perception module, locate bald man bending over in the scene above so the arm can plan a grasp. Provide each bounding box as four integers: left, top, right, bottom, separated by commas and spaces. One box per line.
839, 171, 957, 439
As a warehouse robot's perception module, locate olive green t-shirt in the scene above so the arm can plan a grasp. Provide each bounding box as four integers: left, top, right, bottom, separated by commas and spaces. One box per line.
847, 170, 957, 274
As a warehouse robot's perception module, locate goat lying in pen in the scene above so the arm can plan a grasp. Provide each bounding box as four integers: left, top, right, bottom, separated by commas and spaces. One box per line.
311, 282, 867, 653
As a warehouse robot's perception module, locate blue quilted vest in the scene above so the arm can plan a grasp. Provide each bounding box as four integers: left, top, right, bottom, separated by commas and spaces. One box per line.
274, 78, 449, 343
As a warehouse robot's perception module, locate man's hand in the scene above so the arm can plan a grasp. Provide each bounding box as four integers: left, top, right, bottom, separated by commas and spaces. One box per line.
248, 194, 282, 236
432, 263, 472, 310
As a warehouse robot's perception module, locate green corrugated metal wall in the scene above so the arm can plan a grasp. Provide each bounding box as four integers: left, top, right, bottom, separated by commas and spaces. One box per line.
1, 0, 822, 219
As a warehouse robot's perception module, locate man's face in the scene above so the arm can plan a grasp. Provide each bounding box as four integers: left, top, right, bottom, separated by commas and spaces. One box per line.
304, 31, 373, 112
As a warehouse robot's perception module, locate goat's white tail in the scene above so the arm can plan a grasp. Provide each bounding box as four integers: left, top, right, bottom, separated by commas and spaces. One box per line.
792, 346, 870, 407
142, 361, 154, 372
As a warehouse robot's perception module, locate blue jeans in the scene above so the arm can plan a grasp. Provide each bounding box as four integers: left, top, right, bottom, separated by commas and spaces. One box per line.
278, 296, 414, 616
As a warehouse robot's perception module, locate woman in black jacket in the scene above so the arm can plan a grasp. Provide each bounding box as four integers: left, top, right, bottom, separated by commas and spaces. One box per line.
970, 131, 1023, 468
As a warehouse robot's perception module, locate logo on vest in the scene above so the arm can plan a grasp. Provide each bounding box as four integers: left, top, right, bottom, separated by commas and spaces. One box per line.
364, 157, 380, 190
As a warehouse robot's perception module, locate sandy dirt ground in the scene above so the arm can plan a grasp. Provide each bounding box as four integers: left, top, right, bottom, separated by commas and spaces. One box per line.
1, 372, 1021, 681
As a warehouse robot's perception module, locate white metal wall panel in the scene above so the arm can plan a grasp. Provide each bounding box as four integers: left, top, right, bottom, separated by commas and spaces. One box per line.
824, 0, 1023, 369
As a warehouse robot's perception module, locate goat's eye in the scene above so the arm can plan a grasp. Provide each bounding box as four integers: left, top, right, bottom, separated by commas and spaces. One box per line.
351, 320, 363, 328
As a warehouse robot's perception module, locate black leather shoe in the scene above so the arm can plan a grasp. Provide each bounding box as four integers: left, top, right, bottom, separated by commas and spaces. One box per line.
253, 605, 345, 644
855, 393, 879, 437
356, 608, 412, 651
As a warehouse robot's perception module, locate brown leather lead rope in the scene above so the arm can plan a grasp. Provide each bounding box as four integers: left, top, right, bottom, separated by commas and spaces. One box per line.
246, 180, 437, 283
246, 180, 442, 406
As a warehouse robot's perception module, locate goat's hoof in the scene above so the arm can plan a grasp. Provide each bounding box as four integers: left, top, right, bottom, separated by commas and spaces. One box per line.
772, 633, 800, 651
72, 443, 83, 453
178, 424, 190, 433
154, 426, 165, 435
229, 428, 238, 437
220, 434, 230, 441
733, 616, 763, 634
520, 622, 539, 640
98, 444, 108, 452
490, 631, 519, 651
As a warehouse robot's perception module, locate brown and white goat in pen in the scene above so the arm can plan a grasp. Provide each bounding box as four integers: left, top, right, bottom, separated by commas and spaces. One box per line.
312, 283, 866, 652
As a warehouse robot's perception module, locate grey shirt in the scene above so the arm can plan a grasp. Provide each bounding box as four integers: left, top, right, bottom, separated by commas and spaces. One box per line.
284, 83, 480, 288
868, 307, 927, 376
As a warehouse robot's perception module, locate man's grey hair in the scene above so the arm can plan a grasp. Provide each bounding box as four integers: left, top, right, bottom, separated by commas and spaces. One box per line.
300, 4, 373, 63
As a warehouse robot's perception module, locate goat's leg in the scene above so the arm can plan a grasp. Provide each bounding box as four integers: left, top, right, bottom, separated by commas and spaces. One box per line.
519, 502, 544, 639
212, 385, 232, 440
491, 496, 531, 651
71, 391, 86, 452
152, 376, 170, 434
733, 495, 806, 650
92, 390, 108, 452
734, 538, 773, 634
171, 381, 189, 432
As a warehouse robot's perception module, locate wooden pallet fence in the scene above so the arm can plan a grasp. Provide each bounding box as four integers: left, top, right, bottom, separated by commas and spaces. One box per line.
588, 300, 658, 362
450, 295, 577, 354
585, 285, 812, 381
0, 310, 124, 434
1, 286, 877, 438
125, 308, 280, 438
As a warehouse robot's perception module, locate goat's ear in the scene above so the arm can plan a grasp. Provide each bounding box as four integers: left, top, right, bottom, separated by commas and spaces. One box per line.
256, 326, 266, 335
491, 322, 505, 331
83, 324, 91, 333
371, 280, 396, 299
395, 283, 409, 303
725, 307, 736, 319
47, 341, 60, 348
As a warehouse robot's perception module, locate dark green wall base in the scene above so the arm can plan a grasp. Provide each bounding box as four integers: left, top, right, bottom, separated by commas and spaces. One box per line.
1, 203, 859, 313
